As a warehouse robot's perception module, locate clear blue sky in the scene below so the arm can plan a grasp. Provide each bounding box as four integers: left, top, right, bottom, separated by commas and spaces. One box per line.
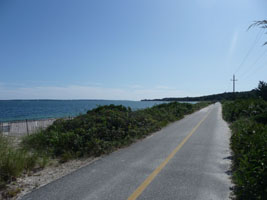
0, 0, 267, 100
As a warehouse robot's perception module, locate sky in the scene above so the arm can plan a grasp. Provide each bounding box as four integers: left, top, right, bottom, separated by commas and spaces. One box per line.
0, 0, 267, 100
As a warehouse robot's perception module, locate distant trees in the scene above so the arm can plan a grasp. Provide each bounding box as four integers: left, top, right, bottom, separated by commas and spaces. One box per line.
143, 81, 266, 102
256, 81, 267, 100
249, 20, 267, 45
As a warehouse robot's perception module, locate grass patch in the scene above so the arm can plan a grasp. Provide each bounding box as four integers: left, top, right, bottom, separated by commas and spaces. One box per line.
0, 135, 33, 189
0, 135, 49, 190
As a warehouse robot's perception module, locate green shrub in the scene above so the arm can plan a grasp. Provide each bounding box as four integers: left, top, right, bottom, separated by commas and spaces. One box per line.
22, 102, 210, 159
222, 99, 267, 122
253, 112, 267, 125
230, 120, 267, 199
223, 99, 267, 199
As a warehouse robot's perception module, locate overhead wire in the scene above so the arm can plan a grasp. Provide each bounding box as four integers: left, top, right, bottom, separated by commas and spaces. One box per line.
234, 29, 264, 75
243, 59, 267, 80
239, 48, 267, 79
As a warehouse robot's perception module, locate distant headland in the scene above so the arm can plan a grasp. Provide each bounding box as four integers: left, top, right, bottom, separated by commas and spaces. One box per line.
142, 90, 257, 102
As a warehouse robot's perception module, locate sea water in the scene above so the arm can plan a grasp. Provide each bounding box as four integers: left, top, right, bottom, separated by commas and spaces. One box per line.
0, 100, 169, 122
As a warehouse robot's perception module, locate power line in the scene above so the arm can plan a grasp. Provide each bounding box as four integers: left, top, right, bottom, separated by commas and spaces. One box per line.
234, 29, 264, 74
239, 49, 267, 79
243, 60, 267, 80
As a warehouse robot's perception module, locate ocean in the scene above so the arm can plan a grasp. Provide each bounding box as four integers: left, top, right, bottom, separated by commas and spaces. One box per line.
0, 100, 170, 122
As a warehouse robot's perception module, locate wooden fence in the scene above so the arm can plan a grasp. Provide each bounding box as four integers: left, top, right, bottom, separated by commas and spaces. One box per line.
0, 119, 56, 137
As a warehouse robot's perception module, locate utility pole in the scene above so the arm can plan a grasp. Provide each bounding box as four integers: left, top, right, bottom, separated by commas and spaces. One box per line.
231, 74, 238, 93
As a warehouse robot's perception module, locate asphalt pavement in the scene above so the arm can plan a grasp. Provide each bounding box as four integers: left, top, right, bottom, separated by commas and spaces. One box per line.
21, 102, 232, 200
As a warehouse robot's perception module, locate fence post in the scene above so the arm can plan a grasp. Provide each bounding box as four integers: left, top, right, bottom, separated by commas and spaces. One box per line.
8, 122, 10, 135
26, 119, 29, 136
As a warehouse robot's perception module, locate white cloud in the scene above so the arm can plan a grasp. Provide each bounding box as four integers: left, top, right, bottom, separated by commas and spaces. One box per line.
0, 84, 193, 100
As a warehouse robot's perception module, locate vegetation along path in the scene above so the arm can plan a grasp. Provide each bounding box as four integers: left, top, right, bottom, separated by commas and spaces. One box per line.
22, 103, 232, 200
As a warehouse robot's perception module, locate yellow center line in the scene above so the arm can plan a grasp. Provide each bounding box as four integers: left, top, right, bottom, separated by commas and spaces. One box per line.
127, 112, 210, 200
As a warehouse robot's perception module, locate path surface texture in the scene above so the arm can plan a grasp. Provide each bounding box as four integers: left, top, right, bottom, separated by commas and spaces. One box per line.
22, 103, 232, 200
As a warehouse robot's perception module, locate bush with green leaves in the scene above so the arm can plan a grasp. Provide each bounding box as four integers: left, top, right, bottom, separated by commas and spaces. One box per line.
223, 99, 267, 199
222, 99, 267, 122
23, 102, 210, 159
